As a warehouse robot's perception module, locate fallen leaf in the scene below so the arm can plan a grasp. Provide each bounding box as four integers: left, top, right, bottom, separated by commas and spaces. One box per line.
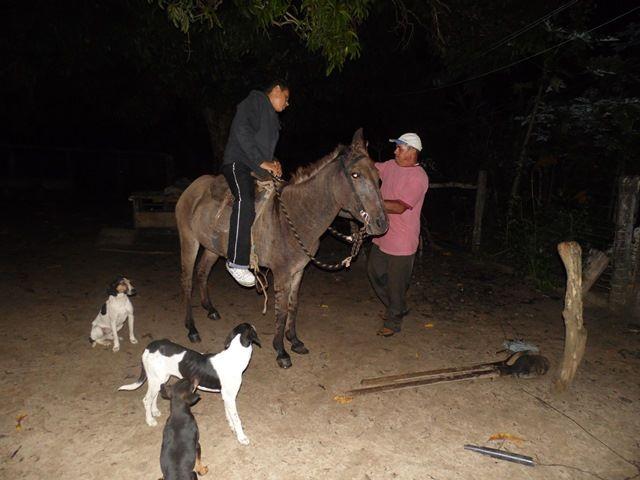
424, 323, 434, 328
488, 432, 525, 445
442, 251, 452, 256
321, 304, 329, 308
15, 414, 27, 431
333, 395, 353, 404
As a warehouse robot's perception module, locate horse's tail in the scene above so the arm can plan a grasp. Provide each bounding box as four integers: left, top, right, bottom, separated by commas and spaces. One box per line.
118, 359, 147, 391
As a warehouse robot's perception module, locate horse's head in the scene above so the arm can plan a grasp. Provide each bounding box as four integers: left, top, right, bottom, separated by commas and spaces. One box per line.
336, 129, 388, 236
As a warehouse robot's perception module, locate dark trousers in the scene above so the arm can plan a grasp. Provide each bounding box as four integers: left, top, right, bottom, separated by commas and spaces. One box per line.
367, 244, 415, 331
222, 161, 255, 267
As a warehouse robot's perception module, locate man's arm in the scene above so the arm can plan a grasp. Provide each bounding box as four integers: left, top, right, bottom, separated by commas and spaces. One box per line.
384, 199, 411, 214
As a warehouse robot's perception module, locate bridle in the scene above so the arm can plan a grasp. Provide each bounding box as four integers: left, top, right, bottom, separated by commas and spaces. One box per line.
271, 151, 371, 270
337, 153, 371, 228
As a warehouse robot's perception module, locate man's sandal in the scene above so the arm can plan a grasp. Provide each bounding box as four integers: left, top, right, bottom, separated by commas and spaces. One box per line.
376, 327, 397, 337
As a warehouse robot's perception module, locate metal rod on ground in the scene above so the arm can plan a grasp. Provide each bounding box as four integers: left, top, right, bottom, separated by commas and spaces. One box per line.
360, 360, 501, 386
360, 352, 525, 386
345, 370, 500, 396
464, 445, 535, 467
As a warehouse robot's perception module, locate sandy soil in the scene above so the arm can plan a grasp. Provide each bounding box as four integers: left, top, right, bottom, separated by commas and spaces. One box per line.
1, 214, 639, 480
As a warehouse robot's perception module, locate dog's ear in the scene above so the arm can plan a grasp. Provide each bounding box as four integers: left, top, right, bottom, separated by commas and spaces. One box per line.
107, 278, 120, 297
188, 391, 201, 406
160, 383, 172, 400
242, 326, 261, 348
100, 303, 107, 316
223, 329, 235, 350
188, 379, 201, 405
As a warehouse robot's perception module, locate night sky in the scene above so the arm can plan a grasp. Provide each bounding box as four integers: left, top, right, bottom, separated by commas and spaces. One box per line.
2, 1, 638, 240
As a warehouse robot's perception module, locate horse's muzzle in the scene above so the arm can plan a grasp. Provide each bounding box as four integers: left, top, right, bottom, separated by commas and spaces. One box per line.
367, 216, 388, 236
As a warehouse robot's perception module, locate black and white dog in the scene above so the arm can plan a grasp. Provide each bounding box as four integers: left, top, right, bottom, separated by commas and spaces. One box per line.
90, 276, 137, 352
118, 323, 260, 445
160, 378, 208, 480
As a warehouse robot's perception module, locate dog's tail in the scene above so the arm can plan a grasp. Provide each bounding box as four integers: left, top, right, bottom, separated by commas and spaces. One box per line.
118, 360, 147, 391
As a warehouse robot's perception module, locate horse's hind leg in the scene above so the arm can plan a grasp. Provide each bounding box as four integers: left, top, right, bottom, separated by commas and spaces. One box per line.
285, 269, 309, 355
179, 233, 202, 343
196, 249, 221, 320
273, 273, 292, 368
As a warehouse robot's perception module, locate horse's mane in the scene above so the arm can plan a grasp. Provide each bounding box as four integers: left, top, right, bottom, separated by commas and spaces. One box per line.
289, 145, 346, 184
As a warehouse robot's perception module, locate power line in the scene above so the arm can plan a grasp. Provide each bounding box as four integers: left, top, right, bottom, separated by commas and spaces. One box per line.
477, 0, 579, 59
395, 5, 640, 97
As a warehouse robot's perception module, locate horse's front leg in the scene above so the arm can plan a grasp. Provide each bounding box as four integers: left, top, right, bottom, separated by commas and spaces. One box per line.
273, 275, 292, 368
285, 269, 308, 355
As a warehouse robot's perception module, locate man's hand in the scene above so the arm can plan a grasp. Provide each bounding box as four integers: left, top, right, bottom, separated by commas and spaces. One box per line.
260, 160, 282, 177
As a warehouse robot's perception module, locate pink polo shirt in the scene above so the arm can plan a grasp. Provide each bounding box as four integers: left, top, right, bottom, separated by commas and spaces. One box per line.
373, 160, 429, 256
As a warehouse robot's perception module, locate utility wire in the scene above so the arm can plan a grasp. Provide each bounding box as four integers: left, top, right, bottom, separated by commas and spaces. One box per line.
476, 0, 579, 59
395, 5, 640, 97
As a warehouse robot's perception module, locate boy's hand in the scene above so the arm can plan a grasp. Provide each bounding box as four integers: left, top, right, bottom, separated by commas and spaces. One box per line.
260, 160, 282, 177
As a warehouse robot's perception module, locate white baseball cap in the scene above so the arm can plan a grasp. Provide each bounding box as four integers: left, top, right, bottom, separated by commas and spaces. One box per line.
389, 132, 422, 152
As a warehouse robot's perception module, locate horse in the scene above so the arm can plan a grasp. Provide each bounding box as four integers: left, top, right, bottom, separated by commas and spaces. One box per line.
175, 129, 388, 368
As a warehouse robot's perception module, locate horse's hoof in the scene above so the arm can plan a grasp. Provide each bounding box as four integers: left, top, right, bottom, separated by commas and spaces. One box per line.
291, 342, 309, 355
188, 331, 201, 343
207, 310, 221, 320
276, 355, 292, 369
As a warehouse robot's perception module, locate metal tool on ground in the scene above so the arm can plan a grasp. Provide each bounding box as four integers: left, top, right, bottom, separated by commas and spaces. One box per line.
464, 444, 535, 467
344, 351, 549, 397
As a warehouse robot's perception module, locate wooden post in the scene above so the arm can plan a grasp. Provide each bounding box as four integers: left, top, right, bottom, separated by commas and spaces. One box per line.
555, 241, 588, 392
582, 249, 609, 296
472, 170, 487, 253
610, 176, 640, 311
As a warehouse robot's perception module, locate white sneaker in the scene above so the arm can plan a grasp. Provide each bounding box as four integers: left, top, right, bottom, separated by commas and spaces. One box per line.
225, 264, 256, 287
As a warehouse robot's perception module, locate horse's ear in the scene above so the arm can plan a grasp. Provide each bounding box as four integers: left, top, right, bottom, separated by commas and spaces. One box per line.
351, 128, 365, 148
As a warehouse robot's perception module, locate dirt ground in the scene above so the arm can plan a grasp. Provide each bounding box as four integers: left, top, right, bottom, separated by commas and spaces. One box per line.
1, 211, 639, 480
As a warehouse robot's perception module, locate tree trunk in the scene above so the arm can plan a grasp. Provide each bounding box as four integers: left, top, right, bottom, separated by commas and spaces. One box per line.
554, 241, 588, 393
203, 106, 232, 174
633, 228, 640, 319
610, 176, 640, 312
472, 170, 487, 253
507, 78, 545, 221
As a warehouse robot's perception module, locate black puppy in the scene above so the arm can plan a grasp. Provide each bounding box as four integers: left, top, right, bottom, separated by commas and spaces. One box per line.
159, 378, 208, 480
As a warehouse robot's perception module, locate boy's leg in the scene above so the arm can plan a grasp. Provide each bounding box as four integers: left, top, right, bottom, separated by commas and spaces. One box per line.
222, 162, 256, 287
222, 162, 255, 266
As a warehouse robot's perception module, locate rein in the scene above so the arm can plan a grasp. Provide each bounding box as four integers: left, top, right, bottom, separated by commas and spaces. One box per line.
270, 155, 369, 270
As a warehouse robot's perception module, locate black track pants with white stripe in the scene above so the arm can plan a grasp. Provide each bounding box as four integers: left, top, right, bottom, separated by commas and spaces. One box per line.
222, 162, 256, 267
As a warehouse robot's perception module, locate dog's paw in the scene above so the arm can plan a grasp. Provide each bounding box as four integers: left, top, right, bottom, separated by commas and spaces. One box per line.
130, 337, 138, 344
237, 435, 250, 446
196, 465, 209, 476
112, 345, 120, 352
146, 418, 158, 427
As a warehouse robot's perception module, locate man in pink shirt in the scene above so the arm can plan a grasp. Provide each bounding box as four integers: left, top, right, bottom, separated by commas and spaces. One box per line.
368, 132, 429, 336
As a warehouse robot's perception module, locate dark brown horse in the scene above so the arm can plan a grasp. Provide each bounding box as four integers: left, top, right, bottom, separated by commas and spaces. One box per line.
175, 129, 388, 368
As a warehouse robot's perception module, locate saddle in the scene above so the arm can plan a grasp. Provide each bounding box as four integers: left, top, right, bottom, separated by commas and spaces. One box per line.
211, 175, 280, 269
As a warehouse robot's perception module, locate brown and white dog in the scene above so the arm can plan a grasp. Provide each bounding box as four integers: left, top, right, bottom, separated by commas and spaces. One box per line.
90, 276, 137, 352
